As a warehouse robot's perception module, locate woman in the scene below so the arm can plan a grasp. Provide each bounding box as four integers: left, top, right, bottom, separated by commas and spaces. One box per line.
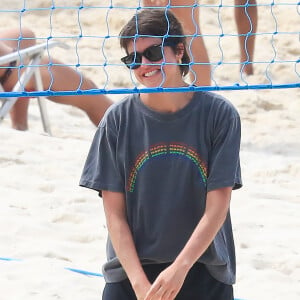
0, 28, 112, 130
80, 8, 242, 300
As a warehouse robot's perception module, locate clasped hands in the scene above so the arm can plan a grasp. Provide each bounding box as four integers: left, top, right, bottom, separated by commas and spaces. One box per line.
136, 263, 188, 300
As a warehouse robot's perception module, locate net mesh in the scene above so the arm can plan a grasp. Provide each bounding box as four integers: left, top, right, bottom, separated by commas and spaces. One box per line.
0, 0, 299, 98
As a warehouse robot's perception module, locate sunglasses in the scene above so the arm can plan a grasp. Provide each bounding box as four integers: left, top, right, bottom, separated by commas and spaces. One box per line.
121, 43, 169, 70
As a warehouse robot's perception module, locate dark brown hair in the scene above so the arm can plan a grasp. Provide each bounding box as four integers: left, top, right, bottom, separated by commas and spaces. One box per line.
119, 9, 190, 76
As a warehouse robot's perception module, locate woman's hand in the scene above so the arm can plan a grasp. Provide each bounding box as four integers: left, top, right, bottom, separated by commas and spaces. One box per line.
144, 262, 188, 300
134, 279, 152, 300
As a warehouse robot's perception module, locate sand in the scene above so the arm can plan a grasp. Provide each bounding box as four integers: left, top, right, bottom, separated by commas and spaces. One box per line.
0, 1, 299, 299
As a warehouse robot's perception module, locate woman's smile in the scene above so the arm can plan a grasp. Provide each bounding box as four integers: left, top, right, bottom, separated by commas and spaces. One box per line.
143, 69, 160, 78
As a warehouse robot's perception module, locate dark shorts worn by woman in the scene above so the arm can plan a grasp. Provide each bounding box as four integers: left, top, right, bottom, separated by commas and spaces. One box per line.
102, 263, 234, 300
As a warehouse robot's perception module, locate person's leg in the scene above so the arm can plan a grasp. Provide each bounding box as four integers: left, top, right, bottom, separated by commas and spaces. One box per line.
234, 0, 257, 75
1, 28, 113, 129
176, 263, 234, 300
143, 0, 211, 86
0, 42, 15, 79
0, 27, 36, 130
31, 58, 112, 126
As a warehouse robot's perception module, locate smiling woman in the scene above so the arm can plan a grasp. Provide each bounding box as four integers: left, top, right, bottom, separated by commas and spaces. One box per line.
80, 8, 242, 300
119, 10, 190, 83
118, 10, 191, 94
123, 37, 185, 90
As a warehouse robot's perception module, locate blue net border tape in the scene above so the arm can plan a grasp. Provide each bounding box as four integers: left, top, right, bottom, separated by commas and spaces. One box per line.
0, 82, 299, 98
1, 256, 247, 299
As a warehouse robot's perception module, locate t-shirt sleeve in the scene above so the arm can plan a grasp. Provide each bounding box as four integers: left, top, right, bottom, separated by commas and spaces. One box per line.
79, 121, 124, 196
206, 102, 242, 192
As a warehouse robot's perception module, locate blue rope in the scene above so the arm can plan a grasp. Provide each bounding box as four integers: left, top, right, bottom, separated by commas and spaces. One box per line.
0, 257, 22, 261
0, 257, 103, 277
64, 267, 103, 277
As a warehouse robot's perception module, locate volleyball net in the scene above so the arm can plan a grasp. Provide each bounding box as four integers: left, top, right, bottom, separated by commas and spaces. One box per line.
0, 0, 299, 99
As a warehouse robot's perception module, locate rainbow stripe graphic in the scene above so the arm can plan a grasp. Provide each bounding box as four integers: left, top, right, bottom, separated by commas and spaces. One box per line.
127, 142, 207, 192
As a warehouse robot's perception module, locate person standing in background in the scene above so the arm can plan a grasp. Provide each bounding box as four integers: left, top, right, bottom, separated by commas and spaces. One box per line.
234, 0, 257, 75
143, 0, 211, 86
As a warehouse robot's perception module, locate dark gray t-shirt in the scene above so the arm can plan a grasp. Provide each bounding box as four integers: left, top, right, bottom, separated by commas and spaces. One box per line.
80, 91, 242, 285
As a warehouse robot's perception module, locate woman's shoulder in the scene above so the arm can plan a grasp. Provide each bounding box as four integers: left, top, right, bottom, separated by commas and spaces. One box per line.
106, 94, 136, 112
98, 94, 137, 127
194, 91, 240, 119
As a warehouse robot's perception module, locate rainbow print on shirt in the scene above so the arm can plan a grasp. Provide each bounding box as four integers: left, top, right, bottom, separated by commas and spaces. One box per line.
127, 142, 207, 192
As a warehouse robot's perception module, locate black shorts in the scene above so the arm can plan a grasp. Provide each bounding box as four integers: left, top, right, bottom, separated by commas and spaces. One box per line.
102, 263, 233, 300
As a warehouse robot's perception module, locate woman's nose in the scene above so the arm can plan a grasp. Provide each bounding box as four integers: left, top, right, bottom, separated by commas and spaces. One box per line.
140, 55, 152, 68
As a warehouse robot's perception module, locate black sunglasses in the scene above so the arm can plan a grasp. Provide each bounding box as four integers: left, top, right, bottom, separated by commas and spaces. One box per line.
121, 43, 169, 70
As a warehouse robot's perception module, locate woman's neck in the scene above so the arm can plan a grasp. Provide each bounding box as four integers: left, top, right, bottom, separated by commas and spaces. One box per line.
140, 89, 194, 113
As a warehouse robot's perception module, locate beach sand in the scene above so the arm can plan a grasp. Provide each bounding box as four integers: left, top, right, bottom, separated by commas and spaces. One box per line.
0, 1, 299, 299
